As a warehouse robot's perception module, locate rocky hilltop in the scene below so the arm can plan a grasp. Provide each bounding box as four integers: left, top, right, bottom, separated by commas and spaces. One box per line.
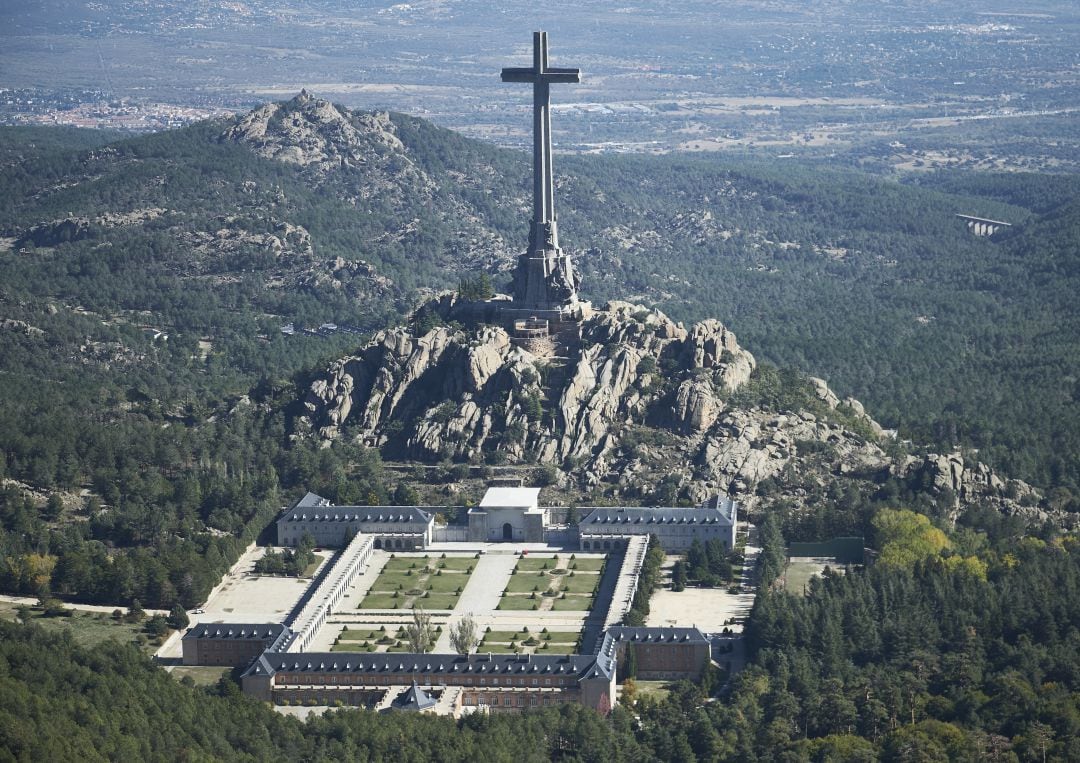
297, 299, 1037, 517
218, 91, 517, 274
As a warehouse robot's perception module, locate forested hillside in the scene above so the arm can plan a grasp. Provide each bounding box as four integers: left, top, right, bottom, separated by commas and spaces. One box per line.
2, 99, 1077, 496
0, 96, 1077, 612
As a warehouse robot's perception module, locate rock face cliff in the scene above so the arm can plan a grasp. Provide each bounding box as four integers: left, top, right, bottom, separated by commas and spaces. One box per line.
298, 299, 1036, 516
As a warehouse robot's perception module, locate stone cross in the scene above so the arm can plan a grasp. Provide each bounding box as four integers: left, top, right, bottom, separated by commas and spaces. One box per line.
502, 31, 581, 254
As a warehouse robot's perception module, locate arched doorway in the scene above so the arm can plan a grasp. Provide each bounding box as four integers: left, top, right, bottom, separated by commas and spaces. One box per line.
373, 538, 382, 550
502, 523, 514, 541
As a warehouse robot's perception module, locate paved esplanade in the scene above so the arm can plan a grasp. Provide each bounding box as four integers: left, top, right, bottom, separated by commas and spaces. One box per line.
501, 31, 582, 310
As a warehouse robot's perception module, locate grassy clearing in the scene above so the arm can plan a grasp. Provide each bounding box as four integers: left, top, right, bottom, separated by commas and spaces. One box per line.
0, 604, 159, 654
434, 557, 477, 572
169, 666, 231, 686
543, 631, 580, 643
782, 560, 840, 594
632, 680, 673, 702
568, 557, 606, 572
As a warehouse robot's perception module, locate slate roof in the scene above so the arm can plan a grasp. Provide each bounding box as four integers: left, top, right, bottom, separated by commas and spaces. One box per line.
182, 622, 292, 650
393, 681, 437, 711
280, 493, 433, 525
242, 650, 607, 682
579, 504, 735, 527
606, 626, 709, 645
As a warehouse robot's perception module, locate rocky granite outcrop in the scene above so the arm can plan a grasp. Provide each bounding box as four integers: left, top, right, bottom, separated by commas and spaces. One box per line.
219, 91, 517, 274
220, 90, 436, 215
296, 298, 1036, 517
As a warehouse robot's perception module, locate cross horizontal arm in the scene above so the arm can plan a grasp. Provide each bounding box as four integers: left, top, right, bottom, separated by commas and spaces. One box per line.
501, 67, 582, 84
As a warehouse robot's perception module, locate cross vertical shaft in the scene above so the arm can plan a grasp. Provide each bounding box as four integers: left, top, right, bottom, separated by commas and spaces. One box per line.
502, 31, 581, 254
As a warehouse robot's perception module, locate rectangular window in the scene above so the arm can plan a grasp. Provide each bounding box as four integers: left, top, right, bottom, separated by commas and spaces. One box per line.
504, 697, 512, 707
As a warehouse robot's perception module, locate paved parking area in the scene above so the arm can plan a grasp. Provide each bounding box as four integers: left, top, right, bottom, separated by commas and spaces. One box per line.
646, 524, 760, 633
157, 546, 332, 660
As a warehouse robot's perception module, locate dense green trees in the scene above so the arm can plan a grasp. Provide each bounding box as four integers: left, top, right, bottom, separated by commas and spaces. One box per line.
0, 619, 648, 762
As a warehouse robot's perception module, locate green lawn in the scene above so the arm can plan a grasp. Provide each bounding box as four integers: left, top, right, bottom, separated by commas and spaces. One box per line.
477, 641, 520, 653
385, 642, 417, 653
551, 596, 593, 612
557, 574, 599, 594
408, 593, 459, 610
358, 593, 403, 609
373, 571, 423, 590
504, 575, 552, 594
337, 629, 382, 641
434, 557, 477, 571
424, 573, 467, 593
483, 630, 538, 642
514, 556, 563, 572
543, 631, 580, 643
568, 557, 606, 572
476, 635, 577, 655
537, 643, 577, 654
331, 642, 376, 652
382, 557, 433, 573
497, 597, 540, 611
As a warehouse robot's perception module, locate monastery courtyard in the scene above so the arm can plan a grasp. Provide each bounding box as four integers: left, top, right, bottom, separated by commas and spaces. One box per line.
307, 548, 608, 654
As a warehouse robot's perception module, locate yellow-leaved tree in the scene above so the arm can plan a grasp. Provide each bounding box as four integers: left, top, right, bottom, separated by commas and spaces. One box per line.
872, 509, 950, 568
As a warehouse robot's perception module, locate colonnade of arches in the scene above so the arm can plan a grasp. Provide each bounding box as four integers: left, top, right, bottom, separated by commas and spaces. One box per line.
371, 538, 419, 551
580, 538, 625, 551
